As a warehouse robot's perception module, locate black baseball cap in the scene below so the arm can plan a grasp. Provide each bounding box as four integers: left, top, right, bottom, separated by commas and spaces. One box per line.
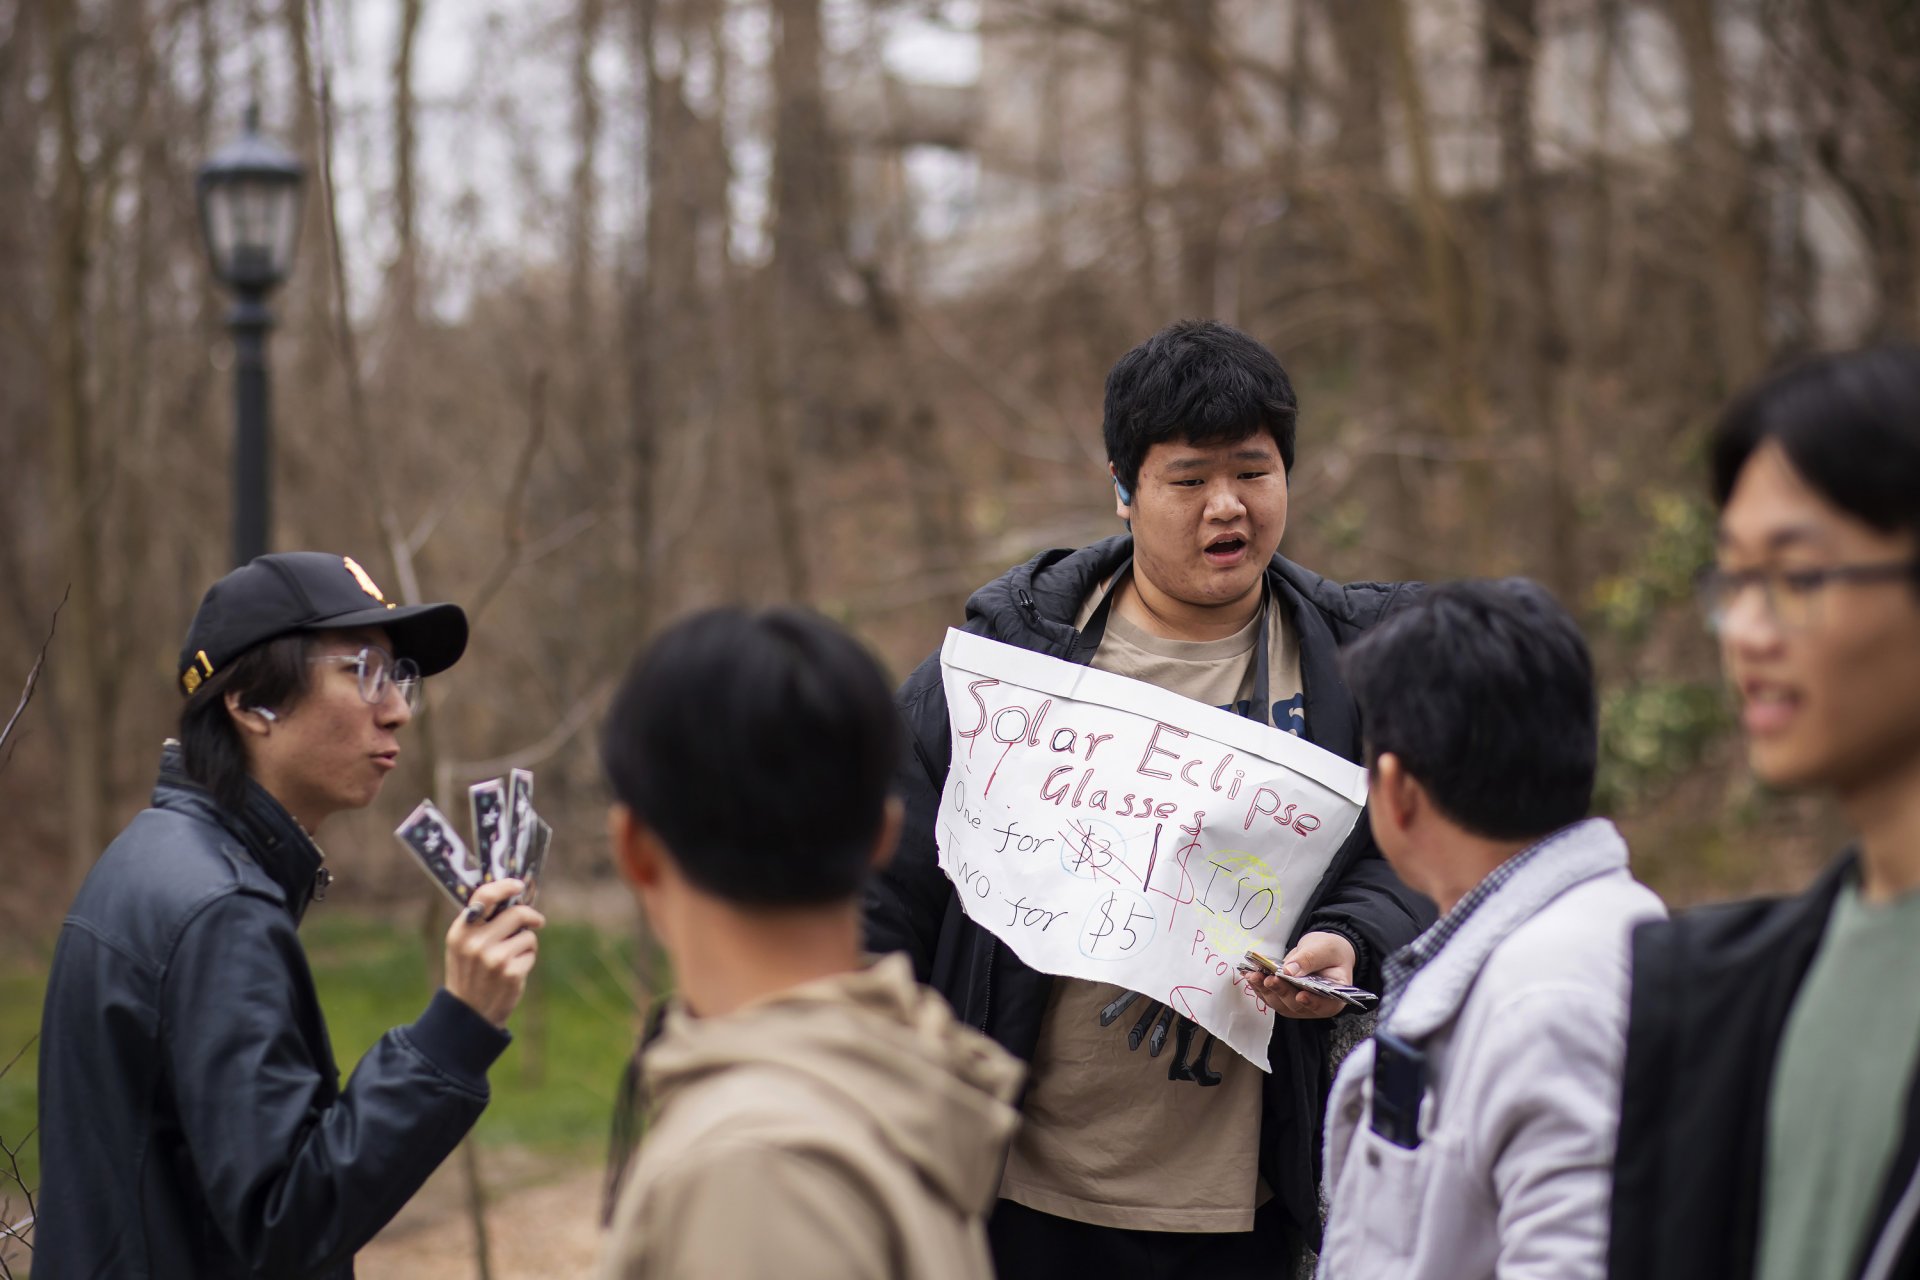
178, 552, 468, 696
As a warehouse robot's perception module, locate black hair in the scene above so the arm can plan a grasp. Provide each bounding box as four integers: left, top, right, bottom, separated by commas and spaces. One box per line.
177, 632, 316, 813
1102, 319, 1299, 493
1341, 579, 1596, 842
599, 606, 902, 908
1711, 346, 1920, 549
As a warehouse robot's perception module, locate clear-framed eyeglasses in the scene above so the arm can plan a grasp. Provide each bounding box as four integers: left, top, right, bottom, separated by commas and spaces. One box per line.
312, 645, 422, 711
1695, 561, 1920, 634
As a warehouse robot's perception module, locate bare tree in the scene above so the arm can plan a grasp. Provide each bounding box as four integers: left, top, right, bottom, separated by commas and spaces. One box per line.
43, 0, 107, 894
1485, 0, 1578, 596
1797, 1, 1920, 341
567, 0, 608, 464
1174, 0, 1224, 318
390, 0, 426, 328
1669, 0, 1766, 389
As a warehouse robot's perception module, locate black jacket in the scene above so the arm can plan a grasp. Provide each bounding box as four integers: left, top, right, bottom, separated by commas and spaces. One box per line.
864, 534, 1434, 1253
35, 745, 510, 1280
1609, 852, 1920, 1280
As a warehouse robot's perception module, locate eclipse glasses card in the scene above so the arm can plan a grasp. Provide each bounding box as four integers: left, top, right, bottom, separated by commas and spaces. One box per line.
395, 800, 483, 907
1278, 972, 1378, 1011
468, 779, 509, 883
512, 814, 551, 907
1235, 949, 1379, 1011
396, 770, 550, 912
506, 769, 535, 874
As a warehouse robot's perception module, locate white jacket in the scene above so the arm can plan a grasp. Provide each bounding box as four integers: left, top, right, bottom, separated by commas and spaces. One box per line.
1319, 818, 1666, 1280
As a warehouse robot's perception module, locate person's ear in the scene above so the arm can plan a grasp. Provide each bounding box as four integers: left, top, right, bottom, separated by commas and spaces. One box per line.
868, 796, 904, 872
607, 804, 665, 890
1109, 462, 1133, 520
1372, 752, 1423, 837
225, 691, 277, 737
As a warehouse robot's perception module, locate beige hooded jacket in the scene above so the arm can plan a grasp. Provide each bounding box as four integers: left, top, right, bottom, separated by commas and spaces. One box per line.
599, 954, 1024, 1280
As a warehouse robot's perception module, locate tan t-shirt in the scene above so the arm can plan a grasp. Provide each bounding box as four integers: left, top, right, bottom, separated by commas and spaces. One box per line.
997, 580, 1305, 1232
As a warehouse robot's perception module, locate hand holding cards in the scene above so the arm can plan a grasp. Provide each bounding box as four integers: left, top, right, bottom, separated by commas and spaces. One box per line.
442, 877, 545, 1026
396, 766, 552, 915
1237, 949, 1379, 1011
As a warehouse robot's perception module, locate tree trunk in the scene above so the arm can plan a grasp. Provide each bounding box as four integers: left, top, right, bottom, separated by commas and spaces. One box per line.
764, 0, 834, 603
1175, 0, 1223, 318
770, 0, 840, 307
1123, 4, 1162, 322
390, 0, 425, 327
283, 0, 334, 396
1385, 0, 1479, 445
1486, 0, 1577, 595
1384, 0, 1488, 569
567, 0, 607, 460
1669, 0, 1765, 389
1573, 0, 1623, 363
45, 0, 107, 893
1323, 0, 1426, 572
624, 0, 662, 610
750, 276, 813, 605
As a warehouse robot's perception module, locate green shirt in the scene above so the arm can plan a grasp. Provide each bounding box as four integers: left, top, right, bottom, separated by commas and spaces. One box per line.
1758, 877, 1920, 1280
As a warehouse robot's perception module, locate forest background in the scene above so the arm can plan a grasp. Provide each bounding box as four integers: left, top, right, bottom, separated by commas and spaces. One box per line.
3, 0, 1919, 1273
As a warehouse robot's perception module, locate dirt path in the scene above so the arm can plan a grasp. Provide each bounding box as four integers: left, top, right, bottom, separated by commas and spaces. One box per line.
358, 1148, 607, 1279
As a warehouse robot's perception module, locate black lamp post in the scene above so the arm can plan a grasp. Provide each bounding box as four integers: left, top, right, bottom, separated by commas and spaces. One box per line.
197, 106, 305, 567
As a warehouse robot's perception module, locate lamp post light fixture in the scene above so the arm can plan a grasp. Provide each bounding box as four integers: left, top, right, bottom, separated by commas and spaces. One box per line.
197, 105, 305, 567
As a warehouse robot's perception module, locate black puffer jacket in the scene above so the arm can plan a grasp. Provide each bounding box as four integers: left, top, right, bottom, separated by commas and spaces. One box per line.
864, 534, 1434, 1255
35, 744, 509, 1279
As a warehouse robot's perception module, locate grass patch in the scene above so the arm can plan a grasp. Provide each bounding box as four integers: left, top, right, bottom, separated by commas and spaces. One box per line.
0, 912, 650, 1214
0, 960, 47, 1201
305, 913, 646, 1155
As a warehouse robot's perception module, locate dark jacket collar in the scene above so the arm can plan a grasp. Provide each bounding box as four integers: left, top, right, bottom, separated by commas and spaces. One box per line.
152, 741, 328, 921
1666, 847, 1857, 983
962, 533, 1364, 762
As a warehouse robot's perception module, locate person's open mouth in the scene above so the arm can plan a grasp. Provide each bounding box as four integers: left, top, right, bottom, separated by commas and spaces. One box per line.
1739, 678, 1800, 736
1204, 534, 1249, 566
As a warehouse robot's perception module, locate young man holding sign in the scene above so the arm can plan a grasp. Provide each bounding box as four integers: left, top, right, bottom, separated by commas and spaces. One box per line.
867, 320, 1434, 1273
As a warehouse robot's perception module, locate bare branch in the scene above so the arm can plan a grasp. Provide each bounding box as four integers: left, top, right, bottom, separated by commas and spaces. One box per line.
0, 1035, 34, 1268
433, 679, 616, 805
519, 511, 600, 566
0, 1035, 36, 1085
464, 369, 552, 627
906, 308, 1092, 467
1, 590, 65, 771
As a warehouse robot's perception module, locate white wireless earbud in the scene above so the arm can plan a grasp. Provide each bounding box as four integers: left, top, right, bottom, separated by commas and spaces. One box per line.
252, 707, 278, 722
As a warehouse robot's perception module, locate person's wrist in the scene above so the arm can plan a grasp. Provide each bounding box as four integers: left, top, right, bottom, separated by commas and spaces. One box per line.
1313, 929, 1356, 974
411, 988, 511, 1087
1308, 922, 1368, 983
447, 984, 504, 1028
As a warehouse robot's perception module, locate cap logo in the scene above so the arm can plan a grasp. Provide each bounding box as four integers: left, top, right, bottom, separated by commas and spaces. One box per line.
181, 649, 214, 695
343, 556, 395, 609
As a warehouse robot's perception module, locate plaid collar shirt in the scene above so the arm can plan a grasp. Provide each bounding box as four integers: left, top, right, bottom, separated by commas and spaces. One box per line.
1378, 824, 1577, 1025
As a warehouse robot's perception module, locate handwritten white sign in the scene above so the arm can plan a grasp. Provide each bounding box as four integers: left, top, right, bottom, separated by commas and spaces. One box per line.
936, 629, 1368, 1070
